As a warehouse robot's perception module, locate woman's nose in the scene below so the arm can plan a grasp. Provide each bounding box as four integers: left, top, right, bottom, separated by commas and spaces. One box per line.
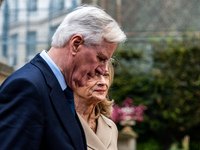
97, 75, 107, 86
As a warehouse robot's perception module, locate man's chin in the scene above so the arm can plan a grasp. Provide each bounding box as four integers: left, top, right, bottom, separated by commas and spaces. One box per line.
78, 80, 87, 87
72, 80, 87, 90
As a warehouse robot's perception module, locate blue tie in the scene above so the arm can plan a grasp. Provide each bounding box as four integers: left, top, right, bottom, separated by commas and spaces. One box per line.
64, 87, 75, 116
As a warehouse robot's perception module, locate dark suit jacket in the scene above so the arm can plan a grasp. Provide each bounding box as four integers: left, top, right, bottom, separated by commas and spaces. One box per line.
0, 54, 87, 150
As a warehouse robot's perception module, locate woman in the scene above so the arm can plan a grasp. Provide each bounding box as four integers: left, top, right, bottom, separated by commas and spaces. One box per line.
73, 60, 118, 150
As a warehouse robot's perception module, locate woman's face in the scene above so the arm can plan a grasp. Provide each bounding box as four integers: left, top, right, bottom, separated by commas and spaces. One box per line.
74, 66, 110, 105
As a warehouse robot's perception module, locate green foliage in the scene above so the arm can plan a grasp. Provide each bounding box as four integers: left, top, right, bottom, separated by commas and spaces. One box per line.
152, 45, 200, 129
109, 39, 200, 149
168, 143, 184, 150
137, 138, 162, 150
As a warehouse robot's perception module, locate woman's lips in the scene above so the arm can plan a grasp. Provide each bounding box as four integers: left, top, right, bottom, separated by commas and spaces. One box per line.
95, 90, 106, 93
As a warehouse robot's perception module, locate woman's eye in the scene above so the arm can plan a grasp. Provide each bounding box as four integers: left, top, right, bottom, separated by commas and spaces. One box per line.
103, 73, 109, 77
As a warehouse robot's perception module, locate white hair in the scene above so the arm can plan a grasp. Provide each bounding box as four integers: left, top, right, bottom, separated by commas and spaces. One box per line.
51, 5, 126, 47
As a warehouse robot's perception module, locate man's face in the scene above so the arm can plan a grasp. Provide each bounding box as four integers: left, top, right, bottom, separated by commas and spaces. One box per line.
71, 41, 117, 90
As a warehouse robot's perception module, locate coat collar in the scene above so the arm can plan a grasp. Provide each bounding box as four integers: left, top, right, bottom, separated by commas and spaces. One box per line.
30, 54, 87, 150
78, 114, 113, 150
96, 115, 113, 148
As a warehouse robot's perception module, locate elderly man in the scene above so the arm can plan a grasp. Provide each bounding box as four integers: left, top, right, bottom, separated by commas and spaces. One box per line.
0, 5, 126, 150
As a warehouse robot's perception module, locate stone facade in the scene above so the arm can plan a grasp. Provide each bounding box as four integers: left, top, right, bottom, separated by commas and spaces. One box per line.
0, 62, 13, 85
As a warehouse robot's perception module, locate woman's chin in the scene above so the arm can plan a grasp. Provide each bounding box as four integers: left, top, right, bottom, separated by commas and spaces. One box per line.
92, 95, 106, 103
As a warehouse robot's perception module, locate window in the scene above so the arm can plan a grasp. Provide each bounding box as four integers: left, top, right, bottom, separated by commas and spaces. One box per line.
10, 0, 18, 22
27, 0, 37, 11
26, 31, 36, 62
58, 0, 65, 10
50, 0, 65, 13
10, 34, 18, 66
49, 25, 59, 42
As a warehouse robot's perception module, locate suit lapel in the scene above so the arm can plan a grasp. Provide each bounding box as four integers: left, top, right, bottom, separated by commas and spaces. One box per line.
50, 88, 86, 150
31, 54, 86, 150
75, 113, 87, 149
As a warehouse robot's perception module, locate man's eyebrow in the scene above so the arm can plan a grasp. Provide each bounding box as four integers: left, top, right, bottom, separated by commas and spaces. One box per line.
98, 52, 108, 60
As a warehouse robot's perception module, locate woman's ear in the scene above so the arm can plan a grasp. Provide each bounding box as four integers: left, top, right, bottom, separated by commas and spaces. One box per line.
70, 34, 84, 55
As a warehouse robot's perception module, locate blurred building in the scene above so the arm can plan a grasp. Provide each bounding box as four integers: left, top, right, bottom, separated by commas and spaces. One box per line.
1, 0, 200, 71
0, 0, 80, 70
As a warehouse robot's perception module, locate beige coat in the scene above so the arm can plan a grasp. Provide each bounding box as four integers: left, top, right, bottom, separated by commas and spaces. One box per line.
78, 114, 118, 150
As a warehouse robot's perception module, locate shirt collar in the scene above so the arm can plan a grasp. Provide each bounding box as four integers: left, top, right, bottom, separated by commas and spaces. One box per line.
40, 50, 67, 90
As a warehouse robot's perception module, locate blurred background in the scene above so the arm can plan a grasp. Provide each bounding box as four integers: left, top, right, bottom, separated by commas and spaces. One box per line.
0, 0, 200, 149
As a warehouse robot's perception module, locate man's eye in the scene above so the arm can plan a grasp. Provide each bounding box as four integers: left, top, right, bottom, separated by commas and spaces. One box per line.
95, 72, 100, 76
98, 57, 106, 62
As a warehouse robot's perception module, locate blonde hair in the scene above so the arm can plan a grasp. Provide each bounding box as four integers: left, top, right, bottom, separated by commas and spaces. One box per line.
95, 59, 115, 118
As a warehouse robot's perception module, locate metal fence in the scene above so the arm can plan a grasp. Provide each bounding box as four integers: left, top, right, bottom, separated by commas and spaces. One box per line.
83, 0, 200, 39
1, 0, 200, 69
1, 0, 200, 47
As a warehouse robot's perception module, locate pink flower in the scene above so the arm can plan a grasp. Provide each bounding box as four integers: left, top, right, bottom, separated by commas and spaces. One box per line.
111, 97, 147, 124
110, 104, 121, 123
122, 97, 133, 107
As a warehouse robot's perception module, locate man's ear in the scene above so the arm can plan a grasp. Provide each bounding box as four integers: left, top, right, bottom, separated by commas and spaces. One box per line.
70, 34, 84, 55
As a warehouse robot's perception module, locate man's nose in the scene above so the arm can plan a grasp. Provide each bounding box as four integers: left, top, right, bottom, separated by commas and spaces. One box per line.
96, 63, 106, 75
